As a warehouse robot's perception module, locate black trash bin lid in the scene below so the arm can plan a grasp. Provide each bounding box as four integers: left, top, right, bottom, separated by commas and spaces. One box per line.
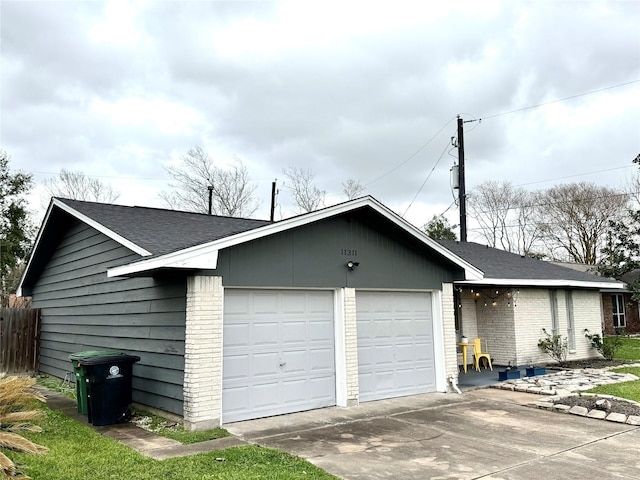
78, 354, 141, 366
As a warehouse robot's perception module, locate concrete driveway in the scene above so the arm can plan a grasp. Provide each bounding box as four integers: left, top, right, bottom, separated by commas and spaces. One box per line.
226, 389, 640, 479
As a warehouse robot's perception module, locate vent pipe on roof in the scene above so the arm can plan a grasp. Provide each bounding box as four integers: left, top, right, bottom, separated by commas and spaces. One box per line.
208, 186, 213, 215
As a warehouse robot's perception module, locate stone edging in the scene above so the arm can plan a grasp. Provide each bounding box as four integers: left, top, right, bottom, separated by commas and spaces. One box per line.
532, 392, 640, 426
491, 362, 640, 426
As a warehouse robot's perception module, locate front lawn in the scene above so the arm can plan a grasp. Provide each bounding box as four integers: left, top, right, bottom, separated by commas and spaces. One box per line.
587, 366, 640, 403
9, 405, 337, 480
614, 336, 640, 360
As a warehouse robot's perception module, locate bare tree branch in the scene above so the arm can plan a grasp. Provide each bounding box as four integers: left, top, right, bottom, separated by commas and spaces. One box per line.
44, 169, 120, 203
282, 167, 325, 213
160, 147, 259, 217
342, 178, 365, 200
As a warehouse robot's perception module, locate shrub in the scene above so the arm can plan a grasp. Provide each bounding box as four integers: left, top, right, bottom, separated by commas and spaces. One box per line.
584, 329, 623, 360
537, 329, 568, 365
0, 376, 48, 479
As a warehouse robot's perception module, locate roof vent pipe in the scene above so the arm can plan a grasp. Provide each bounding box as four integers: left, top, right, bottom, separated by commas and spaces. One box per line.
208, 186, 214, 215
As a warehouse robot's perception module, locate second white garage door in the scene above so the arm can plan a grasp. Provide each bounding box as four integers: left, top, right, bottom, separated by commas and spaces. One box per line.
222, 289, 336, 423
357, 291, 436, 402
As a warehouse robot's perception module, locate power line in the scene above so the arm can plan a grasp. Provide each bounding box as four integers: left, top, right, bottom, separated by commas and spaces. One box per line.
364, 116, 457, 187
402, 139, 451, 217
479, 79, 640, 121
514, 165, 634, 187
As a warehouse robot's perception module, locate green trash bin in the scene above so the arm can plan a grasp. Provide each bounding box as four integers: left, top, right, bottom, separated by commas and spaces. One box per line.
68, 350, 127, 415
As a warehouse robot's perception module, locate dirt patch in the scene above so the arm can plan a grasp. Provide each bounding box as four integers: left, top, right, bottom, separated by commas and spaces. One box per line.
554, 395, 640, 417
554, 359, 630, 369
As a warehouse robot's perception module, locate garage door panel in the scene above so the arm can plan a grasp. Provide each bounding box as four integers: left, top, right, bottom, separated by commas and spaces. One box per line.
223, 289, 336, 423
357, 291, 436, 402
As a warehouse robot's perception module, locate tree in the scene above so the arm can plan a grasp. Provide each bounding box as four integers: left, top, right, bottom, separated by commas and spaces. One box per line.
0, 151, 34, 307
342, 178, 365, 200
282, 167, 325, 213
467, 180, 543, 255
423, 215, 457, 240
160, 147, 259, 217
43, 169, 120, 203
597, 155, 640, 300
537, 182, 629, 264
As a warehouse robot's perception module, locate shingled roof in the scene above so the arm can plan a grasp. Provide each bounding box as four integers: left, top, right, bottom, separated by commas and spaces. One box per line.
57, 198, 271, 256
437, 240, 622, 288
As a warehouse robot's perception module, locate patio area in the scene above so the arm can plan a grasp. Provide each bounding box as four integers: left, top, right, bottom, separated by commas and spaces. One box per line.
457, 366, 503, 389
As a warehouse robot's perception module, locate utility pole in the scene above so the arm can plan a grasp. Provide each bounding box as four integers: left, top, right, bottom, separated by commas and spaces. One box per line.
270, 180, 277, 222
207, 186, 214, 215
457, 115, 467, 242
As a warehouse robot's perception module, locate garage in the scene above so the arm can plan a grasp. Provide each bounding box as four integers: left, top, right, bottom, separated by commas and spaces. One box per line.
356, 291, 436, 402
222, 289, 337, 423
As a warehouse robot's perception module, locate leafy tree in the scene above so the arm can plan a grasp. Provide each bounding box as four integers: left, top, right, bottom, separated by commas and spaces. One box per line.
423, 215, 457, 240
43, 169, 120, 203
282, 167, 325, 213
0, 151, 34, 307
160, 147, 258, 217
596, 155, 640, 300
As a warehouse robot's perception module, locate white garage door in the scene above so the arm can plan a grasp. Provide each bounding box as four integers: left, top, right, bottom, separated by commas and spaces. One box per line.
222, 289, 336, 423
357, 291, 436, 402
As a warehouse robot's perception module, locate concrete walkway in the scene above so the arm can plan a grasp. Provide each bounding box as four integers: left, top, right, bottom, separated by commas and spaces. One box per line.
41, 373, 640, 478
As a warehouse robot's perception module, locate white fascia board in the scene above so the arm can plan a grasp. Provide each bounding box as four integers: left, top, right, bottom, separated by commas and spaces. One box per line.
456, 278, 626, 290
17, 200, 57, 296
108, 196, 484, 279
54, 199, 152, 256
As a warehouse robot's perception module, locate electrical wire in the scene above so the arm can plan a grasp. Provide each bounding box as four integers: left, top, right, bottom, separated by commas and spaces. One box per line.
402, 139, 451, 217
364, 116, 457, 187
479, 79, 640, 121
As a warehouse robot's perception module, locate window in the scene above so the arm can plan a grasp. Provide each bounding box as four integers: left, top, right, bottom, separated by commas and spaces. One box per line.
565, 291, 575, 350
549, 290, 559, 336
612, 294, 626, 328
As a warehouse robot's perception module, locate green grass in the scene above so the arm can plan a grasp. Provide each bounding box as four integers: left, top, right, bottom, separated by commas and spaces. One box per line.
8, 404, 337, 480
587, 366, 640, 403
614, 336, 640, 360
36, 375, 228, 445
131, 407, 229, 445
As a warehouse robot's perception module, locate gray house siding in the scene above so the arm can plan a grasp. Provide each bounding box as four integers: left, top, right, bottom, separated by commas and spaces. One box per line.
31, 219, 187, 415
213, 213, 462, 288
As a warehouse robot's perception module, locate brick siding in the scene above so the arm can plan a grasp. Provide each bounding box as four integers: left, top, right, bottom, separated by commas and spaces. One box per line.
183, 276, 223, 431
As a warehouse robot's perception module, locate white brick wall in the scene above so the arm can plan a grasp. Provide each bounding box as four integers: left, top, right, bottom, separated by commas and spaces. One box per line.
343, 288, 359, 406
183, 276, 223, 431
514, 288, 602, 366
441, 284, 459, 388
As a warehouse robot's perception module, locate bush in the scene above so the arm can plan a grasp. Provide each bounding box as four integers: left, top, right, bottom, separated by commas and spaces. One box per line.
538, 329, 568, 365
584, 329, 624, 360
0, 376, 48, 479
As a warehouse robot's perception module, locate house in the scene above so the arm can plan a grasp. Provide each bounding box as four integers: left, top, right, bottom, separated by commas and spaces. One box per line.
601, 269, 640, 334
19, 196, 484, 430
437, 240, 625, 367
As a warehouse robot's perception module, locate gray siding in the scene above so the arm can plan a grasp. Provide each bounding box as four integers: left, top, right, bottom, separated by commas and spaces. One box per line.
31, 220, 187, 415
213, 212, 462, 288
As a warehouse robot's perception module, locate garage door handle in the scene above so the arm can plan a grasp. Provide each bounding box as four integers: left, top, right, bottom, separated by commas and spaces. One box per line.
279, 361, 286, 367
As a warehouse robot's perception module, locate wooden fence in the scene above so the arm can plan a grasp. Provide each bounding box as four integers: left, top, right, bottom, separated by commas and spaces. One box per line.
0, 308, 41, 373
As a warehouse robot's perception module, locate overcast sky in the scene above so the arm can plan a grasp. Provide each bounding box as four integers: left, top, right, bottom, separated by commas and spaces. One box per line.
1, 0, 639, 239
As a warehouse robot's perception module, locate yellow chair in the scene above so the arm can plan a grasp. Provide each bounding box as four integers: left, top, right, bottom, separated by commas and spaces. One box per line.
473, 338, 493, 371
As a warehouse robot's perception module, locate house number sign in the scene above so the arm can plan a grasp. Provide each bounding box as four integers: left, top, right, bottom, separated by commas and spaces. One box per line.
340, 249, 358, 256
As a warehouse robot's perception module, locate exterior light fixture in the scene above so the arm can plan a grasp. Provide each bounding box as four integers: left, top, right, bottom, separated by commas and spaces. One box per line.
346, 261, 360, 270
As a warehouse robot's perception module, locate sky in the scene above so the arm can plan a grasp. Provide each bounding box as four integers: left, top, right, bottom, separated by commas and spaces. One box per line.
1, 0, 639, 240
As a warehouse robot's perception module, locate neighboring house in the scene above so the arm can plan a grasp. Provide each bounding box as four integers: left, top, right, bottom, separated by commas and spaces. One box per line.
601, 269, 640, 334
19, 196, 483, 429
437, 241, 625, 367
